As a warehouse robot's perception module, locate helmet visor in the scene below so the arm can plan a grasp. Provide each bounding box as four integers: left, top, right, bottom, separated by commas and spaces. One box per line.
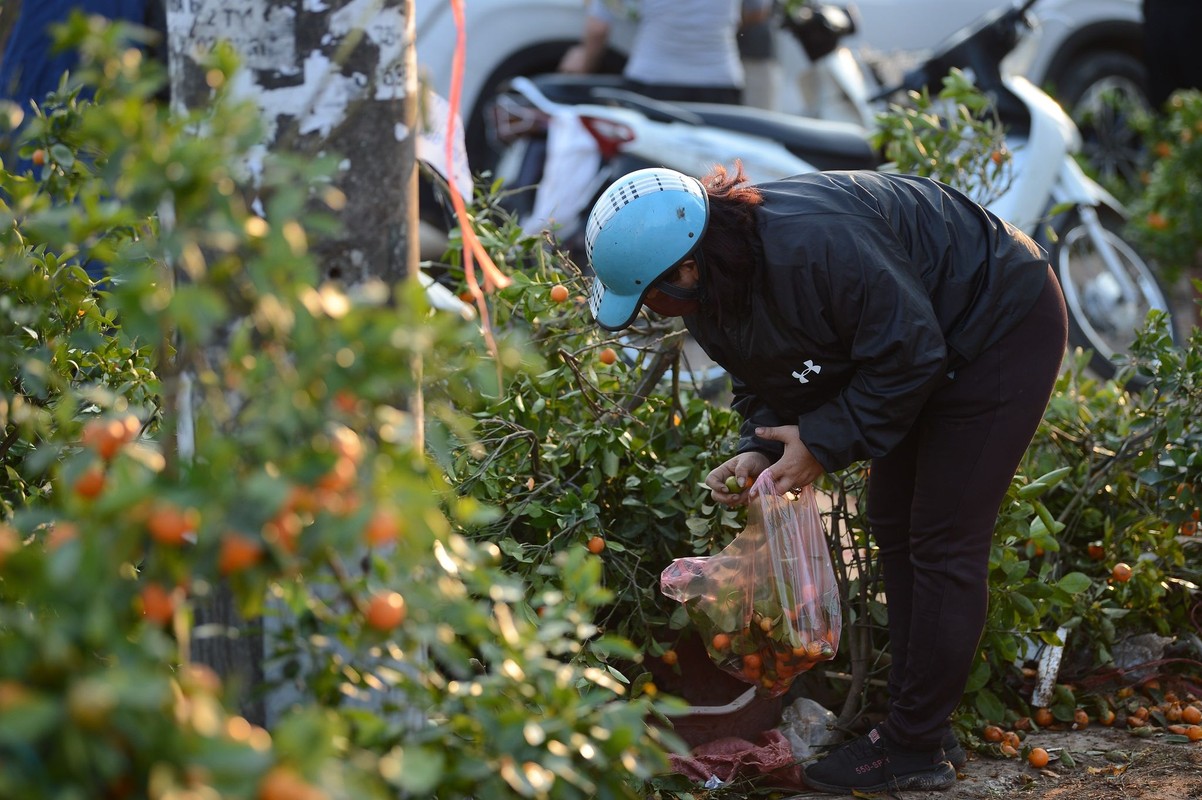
589, 272, 645, 331
589, 251, 700, 330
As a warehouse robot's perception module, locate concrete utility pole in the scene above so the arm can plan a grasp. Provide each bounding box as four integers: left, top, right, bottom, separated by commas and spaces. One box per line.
166, 0, 418, 286
163, 0, 419, 724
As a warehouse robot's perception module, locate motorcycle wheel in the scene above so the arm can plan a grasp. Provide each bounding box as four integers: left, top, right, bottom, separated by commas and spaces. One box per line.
1039, 204, 1177, 384
1056, 51, 1149, 194
491, 136, 546, 225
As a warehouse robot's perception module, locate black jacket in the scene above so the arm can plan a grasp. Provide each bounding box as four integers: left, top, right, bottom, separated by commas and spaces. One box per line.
685, 171, 1051, 473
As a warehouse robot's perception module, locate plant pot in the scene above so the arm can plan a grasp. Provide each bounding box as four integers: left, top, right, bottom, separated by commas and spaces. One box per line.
646, 632, 784, 749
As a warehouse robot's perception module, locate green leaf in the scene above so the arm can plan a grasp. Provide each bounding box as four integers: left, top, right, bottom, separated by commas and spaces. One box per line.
50, 143, 75, 167
1010, 592, 1038, 618
1016, 466, 1072, 498
499, 537, 534, 563
973, 687, 1006, 722
668, 604, 691, 629
995, 636, 1019, 662
1056, 572, 1092, 594
0, 697, 61, 743
963, 655, 992, 692
661, 466, 692, 482
602, 448, 619, 478
384, 746, 445, 794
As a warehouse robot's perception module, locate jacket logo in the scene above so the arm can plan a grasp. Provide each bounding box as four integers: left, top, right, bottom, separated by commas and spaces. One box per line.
791, 360, 822, 384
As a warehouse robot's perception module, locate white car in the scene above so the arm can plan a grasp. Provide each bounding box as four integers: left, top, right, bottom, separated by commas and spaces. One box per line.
414, 0, 635, 174
414, 0, 1145, 183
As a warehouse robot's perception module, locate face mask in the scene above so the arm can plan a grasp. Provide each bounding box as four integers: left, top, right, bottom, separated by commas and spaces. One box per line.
644, 283, 701, 317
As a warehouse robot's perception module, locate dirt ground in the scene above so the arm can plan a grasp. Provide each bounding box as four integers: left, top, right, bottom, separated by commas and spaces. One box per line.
783, 727, 1202, 800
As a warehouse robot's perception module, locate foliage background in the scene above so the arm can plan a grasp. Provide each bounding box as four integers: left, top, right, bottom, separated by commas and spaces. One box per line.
0, 18, 680, 799
0, 10, 1200, 800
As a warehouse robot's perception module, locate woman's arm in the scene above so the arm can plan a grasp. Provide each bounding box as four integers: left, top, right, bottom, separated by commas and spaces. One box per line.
559, 12, 613, 73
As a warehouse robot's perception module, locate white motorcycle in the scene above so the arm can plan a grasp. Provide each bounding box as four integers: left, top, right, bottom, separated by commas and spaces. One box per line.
488, 0, 1176, 383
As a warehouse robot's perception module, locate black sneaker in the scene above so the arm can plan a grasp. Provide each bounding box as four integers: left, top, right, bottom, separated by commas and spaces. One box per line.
943, 730, 967, 770
803, 726, 957, 794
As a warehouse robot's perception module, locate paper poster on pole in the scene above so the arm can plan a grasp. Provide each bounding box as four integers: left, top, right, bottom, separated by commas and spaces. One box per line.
415, 90, 473, 203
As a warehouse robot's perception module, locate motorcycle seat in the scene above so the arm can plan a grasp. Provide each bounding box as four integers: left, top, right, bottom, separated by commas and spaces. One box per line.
524, 73, 628, 105
516, 73, 881, 172
677, 104, 882, 172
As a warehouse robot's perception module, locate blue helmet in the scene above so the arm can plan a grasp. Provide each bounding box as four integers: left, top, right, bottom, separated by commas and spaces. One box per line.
585, 168, 709, 331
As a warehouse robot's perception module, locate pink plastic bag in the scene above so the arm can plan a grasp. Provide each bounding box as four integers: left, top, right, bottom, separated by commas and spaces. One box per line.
660, 471, 842, 698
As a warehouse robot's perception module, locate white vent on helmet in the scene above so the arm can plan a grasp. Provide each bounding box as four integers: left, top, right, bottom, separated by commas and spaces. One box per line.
585, 169, 706, 261
587, 276, 605, 318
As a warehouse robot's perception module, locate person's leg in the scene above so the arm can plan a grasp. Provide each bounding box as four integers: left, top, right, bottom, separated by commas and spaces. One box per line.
867, 426, 967, 765
864, 425, 920, 709
882, 270, 1067, 748
741, 57, 780, 111
805, 269, 1066, 794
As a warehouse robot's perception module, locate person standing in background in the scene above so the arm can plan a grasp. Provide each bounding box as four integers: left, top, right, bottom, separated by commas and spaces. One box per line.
559, 0, 773, 105
0, 0, 166, 173
1141, 0, 1202, 111
738, 8, 781, 111
0, 0, 166, 283
1140, 0, 1202, 328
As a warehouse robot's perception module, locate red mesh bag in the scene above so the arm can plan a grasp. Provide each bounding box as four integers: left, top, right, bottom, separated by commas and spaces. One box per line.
660, 471, 842, 698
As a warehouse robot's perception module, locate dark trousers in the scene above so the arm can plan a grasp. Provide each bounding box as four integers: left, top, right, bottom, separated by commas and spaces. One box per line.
867, 267, 1068, 749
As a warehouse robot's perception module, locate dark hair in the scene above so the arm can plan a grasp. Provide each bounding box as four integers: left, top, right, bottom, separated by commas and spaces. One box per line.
697, 162, 763, 322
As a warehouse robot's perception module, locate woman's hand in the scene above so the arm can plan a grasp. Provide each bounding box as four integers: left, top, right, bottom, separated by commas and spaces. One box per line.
753, 425, 825, 494
557, 44, 590, 73
705, 451, 771, 507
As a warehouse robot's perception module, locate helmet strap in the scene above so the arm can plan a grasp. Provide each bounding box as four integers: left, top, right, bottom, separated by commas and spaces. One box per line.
652, 281, 701, 301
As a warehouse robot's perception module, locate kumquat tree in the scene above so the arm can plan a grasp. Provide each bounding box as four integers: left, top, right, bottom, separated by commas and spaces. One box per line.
1, 6, 1201, 800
